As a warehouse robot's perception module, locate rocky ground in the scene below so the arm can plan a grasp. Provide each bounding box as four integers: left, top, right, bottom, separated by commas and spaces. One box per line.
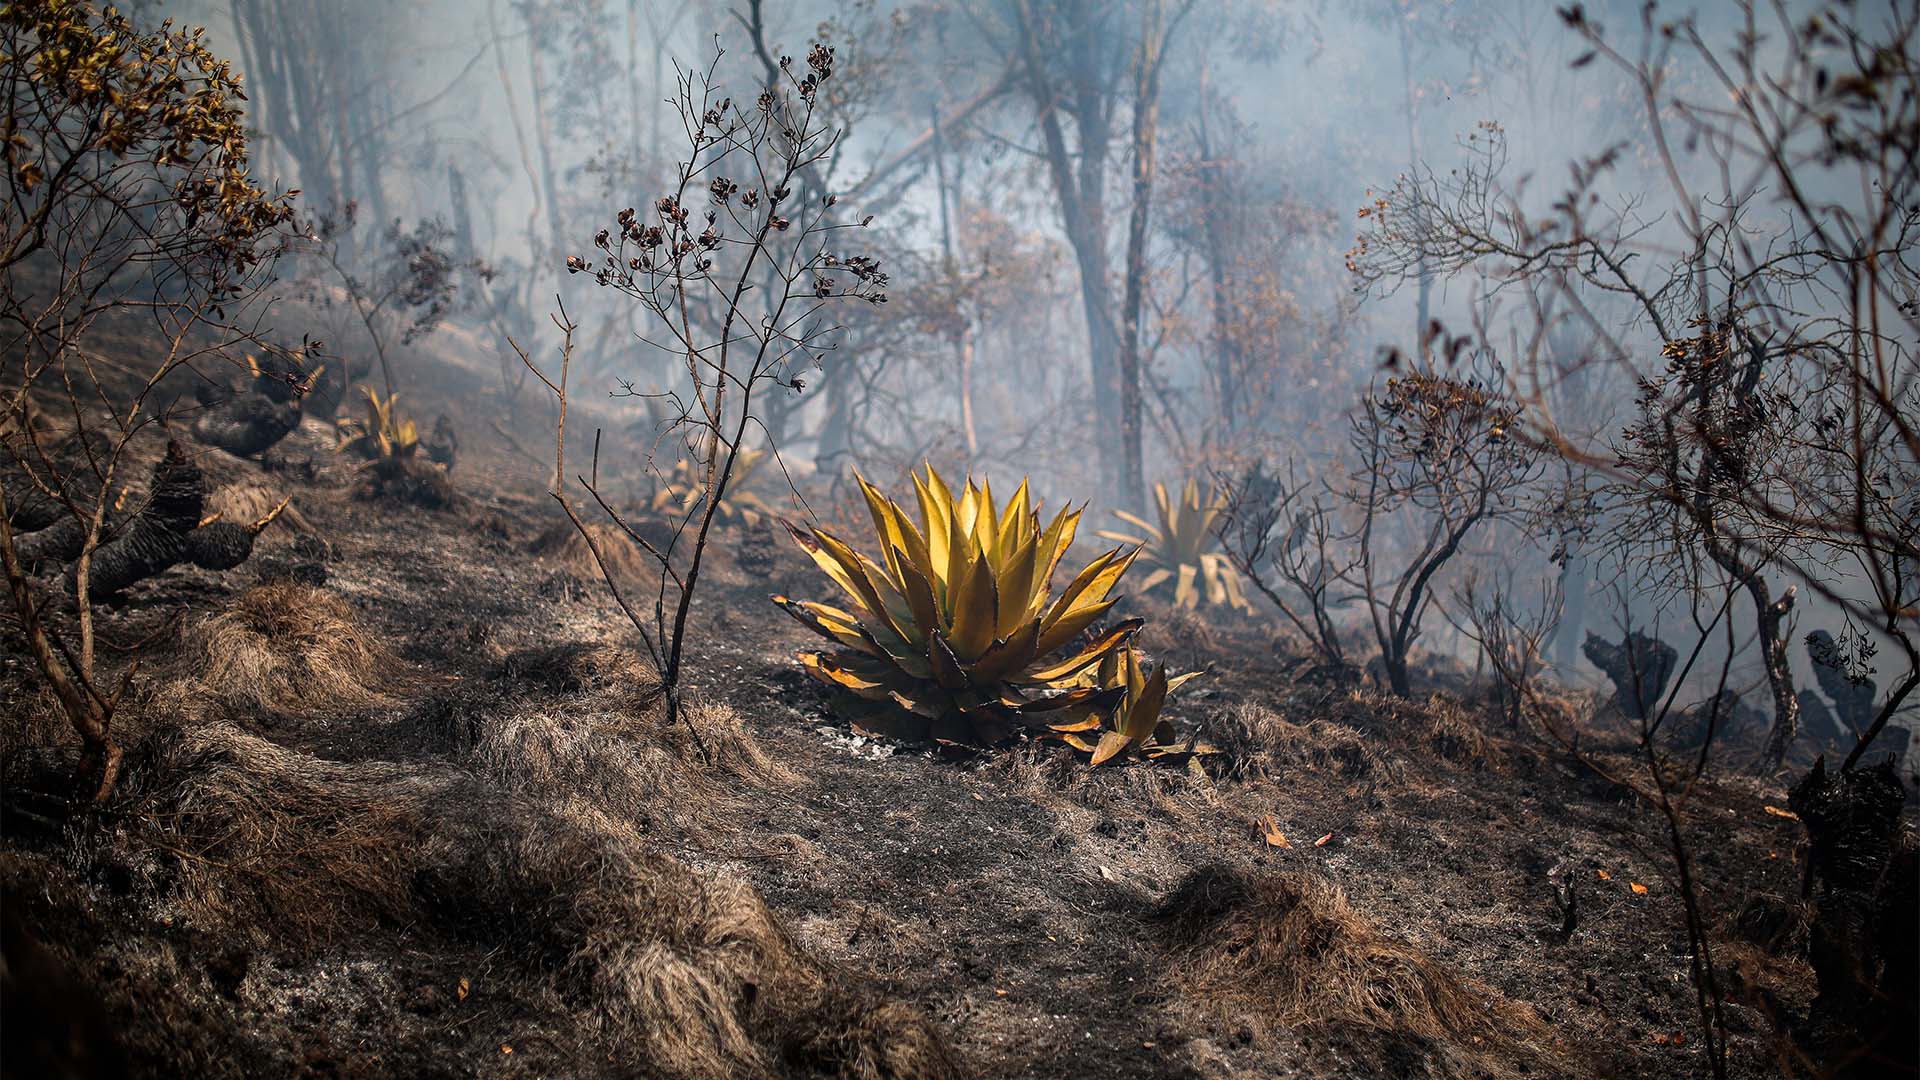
0, 336, 1889, 1079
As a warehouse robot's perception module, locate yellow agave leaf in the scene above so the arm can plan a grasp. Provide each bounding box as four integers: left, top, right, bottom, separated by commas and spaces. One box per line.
926, 629, 970, 692
1118, 661, 1169, 742
1168, 670, 1207, 693
859, 473, 917, 584
772, 595, 875, 653
912, 469, 955, 591
1013, 683, 1128, 717
799, 651, 901, 701
1033, 596, 1121, 660
970, 618, 1044, 685
1017, 618, 1143, 685
1104, 506, 1163, 543
1089, 730, 1137, 766
1095, 531, 1152, 554
786, 523, 876, 612
1045, 547, 1134, 627
997, 479, 1034, 561
994, 530, 1043, 637
1174, 563, 1200, 609
1045, 713, 1107, 734
1037, 502, 1081, 573
1200, 553, 1251, 612
972, 477, 1000, 554
1173, 482, 1213, 561
956, 479, 981, 544
889, 547, 941, 642
815, 528, 907, 637
1153, 482, 1178, 553
947, 548, 1001, 660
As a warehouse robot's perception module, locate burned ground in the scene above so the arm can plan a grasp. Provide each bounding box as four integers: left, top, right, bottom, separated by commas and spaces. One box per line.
0, 343, 1878, 1079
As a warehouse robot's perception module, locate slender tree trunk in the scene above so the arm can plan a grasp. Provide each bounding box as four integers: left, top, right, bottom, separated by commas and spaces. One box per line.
1014, 0, 1123, 493
1397, 9, 1432, 349
524, 8, 567, 257
1116, 0, 1167, 513
1195, 80, 1241, 435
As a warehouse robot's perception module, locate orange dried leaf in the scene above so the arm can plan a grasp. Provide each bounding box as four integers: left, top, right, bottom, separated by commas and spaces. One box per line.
1762, 805, 1799, 820
456, 977, 470, 1002
1313, 832, 1334, 847
1596, 869, 1613, 881
1630, 881, 1650, 895
1260, 815, 1291, 849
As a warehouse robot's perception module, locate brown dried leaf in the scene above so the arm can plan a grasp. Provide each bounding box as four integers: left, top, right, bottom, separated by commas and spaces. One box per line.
1260, 815, 1291, 848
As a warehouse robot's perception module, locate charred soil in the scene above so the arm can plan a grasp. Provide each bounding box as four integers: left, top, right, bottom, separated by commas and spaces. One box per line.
0, 346, 1885, 1080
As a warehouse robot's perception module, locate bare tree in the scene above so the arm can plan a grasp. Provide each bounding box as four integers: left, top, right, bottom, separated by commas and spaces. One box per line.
1340, 364, 1544, 697
1, 0, 293, 802
289, 204, 492, 410
1452, 570, 1562, 730
1350, 3, 1920, 770
1215, 460, 1361, 680
525, 44, 887, 749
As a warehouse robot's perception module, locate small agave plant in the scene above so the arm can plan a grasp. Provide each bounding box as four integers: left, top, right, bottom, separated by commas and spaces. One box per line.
1097, 479, 1251, 614
777, 467, 1204, 764
650, 447, 776, 527
336, 387, 420, 459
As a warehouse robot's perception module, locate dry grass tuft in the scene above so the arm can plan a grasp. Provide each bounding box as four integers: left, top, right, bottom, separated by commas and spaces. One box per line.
1211, 702, 1380, 782
471, 698, 795, 839
124, 722, 957, 1079
151, 582, 399, 720
203, 481, 313, 536
1133, 605, 1220, 671
530, 520, 653, 585
1326, 690, 1507, 771
496, 639, 660, 696
1153, 864, 1562, 1079
486, 641, 795, 792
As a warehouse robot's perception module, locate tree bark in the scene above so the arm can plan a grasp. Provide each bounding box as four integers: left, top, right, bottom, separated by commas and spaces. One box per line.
1014, 0, 1123, 492
1115, 0, 1167, 513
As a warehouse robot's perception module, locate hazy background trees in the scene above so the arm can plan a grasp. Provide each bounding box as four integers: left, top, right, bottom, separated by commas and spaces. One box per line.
129, 0, 1916, 760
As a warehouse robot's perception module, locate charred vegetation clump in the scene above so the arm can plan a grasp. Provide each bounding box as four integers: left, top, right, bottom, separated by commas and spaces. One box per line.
1151, 864, 1562, 1079
105, 721, 959, 1080
1787, 757, 1918, 1076
150, 581, 401, 723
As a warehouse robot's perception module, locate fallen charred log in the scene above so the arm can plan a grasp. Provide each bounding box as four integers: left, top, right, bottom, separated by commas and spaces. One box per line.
9, 442, 287, 600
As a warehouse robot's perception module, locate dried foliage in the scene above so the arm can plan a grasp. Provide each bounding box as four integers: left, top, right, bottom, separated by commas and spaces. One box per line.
528, 41, 888, 756
123, 720, 958, 1080
151, 582, 399, 721
1153, 864, 1560, 1079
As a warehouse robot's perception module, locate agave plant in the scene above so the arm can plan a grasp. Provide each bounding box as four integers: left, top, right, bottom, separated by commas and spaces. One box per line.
1048, 644, 1207, 764
1097, 479, 1251, 613
776, 467, 1202, 762
336, 387, 420, 460
650, 447, 776, 527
